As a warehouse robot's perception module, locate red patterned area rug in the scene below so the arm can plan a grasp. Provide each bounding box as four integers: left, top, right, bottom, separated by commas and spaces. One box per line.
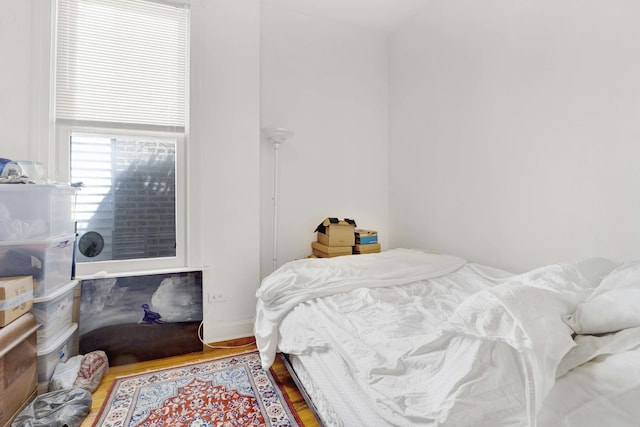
93, 351, 301, 426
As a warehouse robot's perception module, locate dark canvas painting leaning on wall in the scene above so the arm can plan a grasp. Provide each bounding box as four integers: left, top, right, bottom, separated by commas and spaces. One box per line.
79, 271, 203, 366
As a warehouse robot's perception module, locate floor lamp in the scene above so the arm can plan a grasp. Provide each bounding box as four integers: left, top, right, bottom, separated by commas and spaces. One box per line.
262, 127, 294, 272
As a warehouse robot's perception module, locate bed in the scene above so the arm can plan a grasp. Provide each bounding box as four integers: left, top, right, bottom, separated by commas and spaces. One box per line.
254, 248, 640, 426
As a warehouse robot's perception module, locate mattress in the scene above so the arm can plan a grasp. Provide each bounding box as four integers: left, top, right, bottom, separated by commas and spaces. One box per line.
289, 351, 388, 426
290, 336, 640, 427
258, 251, 640, 426
282, 262, 514, 426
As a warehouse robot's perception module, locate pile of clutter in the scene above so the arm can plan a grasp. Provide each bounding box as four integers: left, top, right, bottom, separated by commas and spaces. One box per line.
311, 217, 381, 258
0, 158, 47, 184
11, 350, 109, 427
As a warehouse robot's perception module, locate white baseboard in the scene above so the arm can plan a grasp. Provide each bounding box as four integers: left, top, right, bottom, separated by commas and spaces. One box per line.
203, 318, 254, 343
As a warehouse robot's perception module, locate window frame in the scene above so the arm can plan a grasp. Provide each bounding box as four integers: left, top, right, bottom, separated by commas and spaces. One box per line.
56, 124, 188, 277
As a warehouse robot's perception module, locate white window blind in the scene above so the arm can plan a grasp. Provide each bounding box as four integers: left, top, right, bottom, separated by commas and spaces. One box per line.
56, 0, 188, 130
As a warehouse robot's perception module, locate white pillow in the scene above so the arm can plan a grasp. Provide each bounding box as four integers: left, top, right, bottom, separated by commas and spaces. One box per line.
564, 261, 640, 334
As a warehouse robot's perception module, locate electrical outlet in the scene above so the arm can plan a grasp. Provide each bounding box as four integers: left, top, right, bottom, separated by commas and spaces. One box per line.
207, 292, 227, 303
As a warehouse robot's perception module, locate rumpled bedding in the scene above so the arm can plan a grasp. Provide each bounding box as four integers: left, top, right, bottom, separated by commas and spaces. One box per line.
255, 249, 467, 368
539, 336, 640, 426
438, 257, 616, 426
255, 249, 640, 426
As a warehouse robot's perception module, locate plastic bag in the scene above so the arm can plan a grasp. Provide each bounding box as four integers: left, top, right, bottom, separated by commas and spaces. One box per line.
74, 350, 109, 392
11, 388, 91, 427
49, 355, 82, 392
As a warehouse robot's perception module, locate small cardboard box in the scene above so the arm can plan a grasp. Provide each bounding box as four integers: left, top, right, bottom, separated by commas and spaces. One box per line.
0, 312, 38, 426
311, 241, 352, 258
353, 243, 381, 254
315, 217, 356, 247
0, 276, 34, 327
355, 229, 378, 245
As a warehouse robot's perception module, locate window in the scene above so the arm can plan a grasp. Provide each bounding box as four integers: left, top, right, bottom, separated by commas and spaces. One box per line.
70, 132, 178, 263
55, 0, 189, 275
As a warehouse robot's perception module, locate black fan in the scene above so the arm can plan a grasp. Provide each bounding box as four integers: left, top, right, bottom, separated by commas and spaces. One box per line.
78, 231, 104, 257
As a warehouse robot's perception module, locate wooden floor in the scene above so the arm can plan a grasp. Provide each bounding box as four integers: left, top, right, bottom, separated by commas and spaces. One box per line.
80, 337, 320, 426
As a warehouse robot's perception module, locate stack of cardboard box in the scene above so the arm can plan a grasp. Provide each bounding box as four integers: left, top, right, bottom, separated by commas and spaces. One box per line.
311, 218, 356, 258
311, 218, 382, 258
353, 229, 381, 254
0, 276, 38, 426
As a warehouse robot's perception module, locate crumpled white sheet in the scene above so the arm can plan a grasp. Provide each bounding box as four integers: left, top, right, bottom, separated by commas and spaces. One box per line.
255, 249, 466, 368
556, 326, 640, 378
540, 342, 640, 427
261, 254, 622, 426
440, 257, 617, 426
564, 260, 640, 334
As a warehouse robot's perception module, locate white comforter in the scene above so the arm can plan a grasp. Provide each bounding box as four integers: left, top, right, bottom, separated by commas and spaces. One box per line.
255, 249, 467, 368
254, 250, 636, 426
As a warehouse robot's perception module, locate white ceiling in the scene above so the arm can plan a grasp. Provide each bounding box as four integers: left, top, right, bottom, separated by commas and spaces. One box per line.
262, 0, 428, 33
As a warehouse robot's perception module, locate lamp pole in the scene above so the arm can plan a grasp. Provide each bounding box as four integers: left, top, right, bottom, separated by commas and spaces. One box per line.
262, 128, 294, 272
271, 140, 281, 272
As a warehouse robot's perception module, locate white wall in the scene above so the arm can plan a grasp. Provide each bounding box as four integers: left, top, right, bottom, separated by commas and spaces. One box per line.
260, 5, 389, 278
190, 0, 261, 341
389, 0, 640, 273
0, 1, 37, 161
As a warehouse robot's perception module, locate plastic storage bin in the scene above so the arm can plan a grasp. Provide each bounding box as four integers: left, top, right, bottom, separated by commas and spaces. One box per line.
32, 280, 77, 351
36, 322, 77, 385
0, 234, 75, 297
0, 184, 76, 241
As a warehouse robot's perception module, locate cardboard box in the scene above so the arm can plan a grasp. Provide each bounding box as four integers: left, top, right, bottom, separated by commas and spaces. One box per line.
311, 241, 352, 258
353, 243, 381, 254
0, 312, 38, 426
315, 217, 356, 247
0, 276, 33, 327
355, 229, 378, 245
